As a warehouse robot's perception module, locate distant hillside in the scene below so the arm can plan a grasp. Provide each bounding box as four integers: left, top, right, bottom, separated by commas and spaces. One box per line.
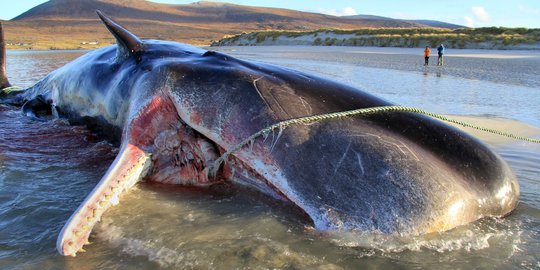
343, 15, 465, 29
2, 0, 437, 50
12, 0, 421, 27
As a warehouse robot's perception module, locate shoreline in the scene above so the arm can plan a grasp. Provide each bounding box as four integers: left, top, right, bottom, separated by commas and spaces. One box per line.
7, 41, 540, 51
6, 43, 540, 54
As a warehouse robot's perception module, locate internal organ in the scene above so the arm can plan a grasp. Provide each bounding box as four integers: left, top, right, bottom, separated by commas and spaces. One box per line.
146, 123, 222, 186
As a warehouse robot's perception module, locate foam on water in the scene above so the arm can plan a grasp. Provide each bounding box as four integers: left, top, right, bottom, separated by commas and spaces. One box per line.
328, 219, 521, 253
86, 177, 536, 269
97, 222, 198, 268
88, 186, 339, 269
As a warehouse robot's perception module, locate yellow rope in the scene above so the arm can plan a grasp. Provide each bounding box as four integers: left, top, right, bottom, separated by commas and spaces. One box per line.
1, 86, 23, 94
209, 105, 540, 174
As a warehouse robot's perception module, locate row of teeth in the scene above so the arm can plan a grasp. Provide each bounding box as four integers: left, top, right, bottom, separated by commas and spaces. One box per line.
65, 153, 150, 256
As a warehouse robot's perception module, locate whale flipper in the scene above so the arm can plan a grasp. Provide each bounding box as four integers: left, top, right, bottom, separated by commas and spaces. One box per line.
22, 95, 53, 120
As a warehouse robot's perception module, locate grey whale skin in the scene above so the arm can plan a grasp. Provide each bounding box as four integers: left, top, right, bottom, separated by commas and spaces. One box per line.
0, 11, 519, 256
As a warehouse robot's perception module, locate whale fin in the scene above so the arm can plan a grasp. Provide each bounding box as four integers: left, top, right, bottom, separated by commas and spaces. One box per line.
96, 10, 144, 62
0, 21, 11, 90
22, 94, 53, 120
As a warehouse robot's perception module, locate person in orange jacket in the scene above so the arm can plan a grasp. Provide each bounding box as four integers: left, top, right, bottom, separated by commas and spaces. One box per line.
424, 46, 431, 66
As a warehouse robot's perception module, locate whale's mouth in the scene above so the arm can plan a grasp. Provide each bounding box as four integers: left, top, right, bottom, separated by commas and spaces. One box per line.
55, 93, 289, 256
55, 94, 223, 256
128, 93, 235, 187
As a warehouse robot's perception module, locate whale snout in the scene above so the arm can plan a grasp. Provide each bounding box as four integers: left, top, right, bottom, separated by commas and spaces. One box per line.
247, 118, 521, 235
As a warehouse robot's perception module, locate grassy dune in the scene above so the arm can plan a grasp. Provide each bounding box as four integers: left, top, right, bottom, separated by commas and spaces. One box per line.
213, 27, 540, 49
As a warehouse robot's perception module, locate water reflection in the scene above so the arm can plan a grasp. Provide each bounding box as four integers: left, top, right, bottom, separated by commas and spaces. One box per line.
6, 50, 87, 88
421, 66, 443, 78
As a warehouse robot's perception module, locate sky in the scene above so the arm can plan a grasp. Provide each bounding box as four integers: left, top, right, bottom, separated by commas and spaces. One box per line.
0, 0, 539, 28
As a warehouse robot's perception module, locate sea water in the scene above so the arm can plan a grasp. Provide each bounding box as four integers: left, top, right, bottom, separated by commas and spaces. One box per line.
0, 47, 539, 269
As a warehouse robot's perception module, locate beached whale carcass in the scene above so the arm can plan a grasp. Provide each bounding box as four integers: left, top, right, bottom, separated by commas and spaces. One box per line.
0, 12, 519, 256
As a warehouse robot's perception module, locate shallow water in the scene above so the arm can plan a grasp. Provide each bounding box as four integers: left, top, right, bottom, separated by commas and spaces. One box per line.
1, 47, 540, 269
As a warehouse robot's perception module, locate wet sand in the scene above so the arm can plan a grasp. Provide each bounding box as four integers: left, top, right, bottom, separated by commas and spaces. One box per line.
447, 115, 540, 145
213, 46, 540, 88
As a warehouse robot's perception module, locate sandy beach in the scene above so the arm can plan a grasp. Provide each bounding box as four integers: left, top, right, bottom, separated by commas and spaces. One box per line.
447, 115, 540, 145
212, 46, 540, 88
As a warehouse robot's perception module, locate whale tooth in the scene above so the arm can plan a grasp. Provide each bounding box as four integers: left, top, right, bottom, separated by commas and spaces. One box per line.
110, 194, 120, 205
97, 201, 106, 208
111, 186, 120, 194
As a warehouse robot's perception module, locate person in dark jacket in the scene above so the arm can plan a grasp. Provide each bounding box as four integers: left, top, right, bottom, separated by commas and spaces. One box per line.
437, 44, 445, 66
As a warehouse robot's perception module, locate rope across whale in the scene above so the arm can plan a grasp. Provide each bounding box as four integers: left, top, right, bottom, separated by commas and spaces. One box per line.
208, 105, 540, 176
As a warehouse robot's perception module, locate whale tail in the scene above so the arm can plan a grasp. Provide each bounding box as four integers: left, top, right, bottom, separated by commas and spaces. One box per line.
0, 21, 11, 90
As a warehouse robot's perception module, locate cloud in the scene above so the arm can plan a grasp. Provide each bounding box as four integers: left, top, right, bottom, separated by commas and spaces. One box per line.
518, 4, 540, 15
464, 6, 490, 27
471, 6, 489, 21
317, 7, 358, 17
463, 16, 475, 27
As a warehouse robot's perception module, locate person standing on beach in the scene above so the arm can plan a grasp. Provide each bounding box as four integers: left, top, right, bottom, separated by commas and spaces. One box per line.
437, 44, 445, 66
423, 46, 431, 66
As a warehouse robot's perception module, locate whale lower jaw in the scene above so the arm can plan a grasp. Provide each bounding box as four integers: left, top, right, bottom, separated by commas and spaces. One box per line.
56, 143, 151, 256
